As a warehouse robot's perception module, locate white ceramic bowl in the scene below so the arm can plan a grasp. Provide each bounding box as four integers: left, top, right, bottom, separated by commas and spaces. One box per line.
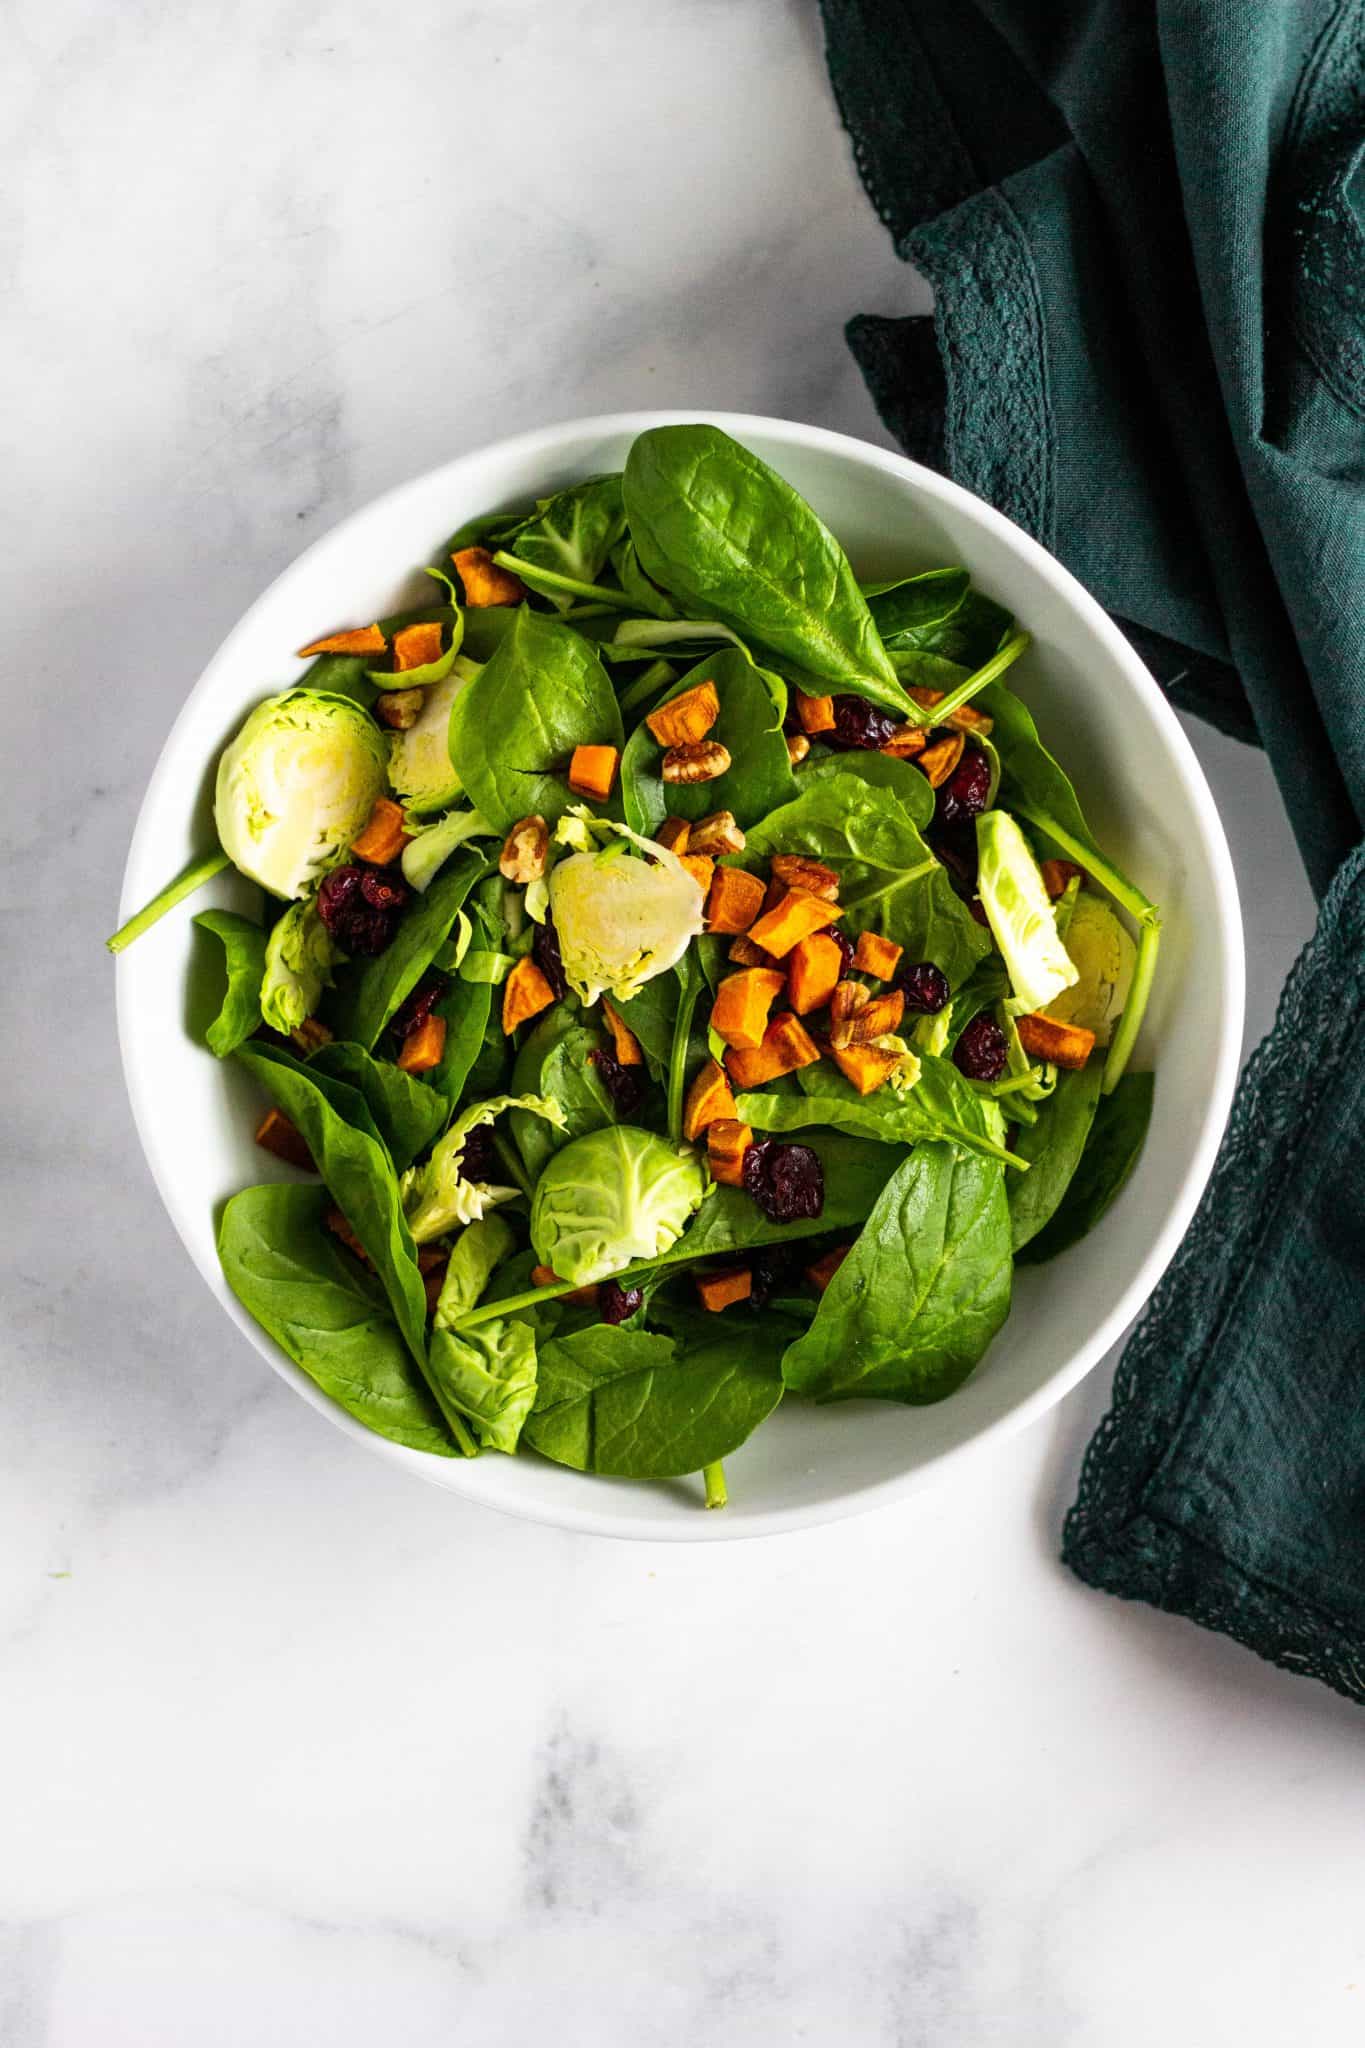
117, 411, 1243, 1540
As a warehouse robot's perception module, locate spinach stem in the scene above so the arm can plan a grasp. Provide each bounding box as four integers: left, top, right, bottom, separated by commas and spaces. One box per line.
616, 658, 678, 721
1007, 804, 1158, 927
1102, 918, 1161, 1094
908, 629, 1030, 727
106, 848, 231, 953
666, 979, 701, 1145
493, 552, 635, 612
703, 1460, 727, 1510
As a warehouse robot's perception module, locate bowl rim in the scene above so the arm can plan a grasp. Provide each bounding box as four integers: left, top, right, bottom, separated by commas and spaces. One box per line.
116, 408, 1245, 1542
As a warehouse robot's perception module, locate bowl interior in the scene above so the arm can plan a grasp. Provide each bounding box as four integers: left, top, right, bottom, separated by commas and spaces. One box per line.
117, 413, 1243, 1539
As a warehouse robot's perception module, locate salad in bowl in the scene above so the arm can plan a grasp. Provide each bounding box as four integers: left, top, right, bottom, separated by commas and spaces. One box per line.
112, 424, 1163, 1512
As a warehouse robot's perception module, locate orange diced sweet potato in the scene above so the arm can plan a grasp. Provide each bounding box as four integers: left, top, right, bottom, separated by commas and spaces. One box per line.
795, 692, 836, 734
1016, 1012, 1096, 1070
502, 955, 556, 1034
852, 931, 903, 980
256, 1107, 315, 1171
297, 623, 386, 658
418, 1246, 450, 1313
848, 989, 905, 1042
696, 1266, 753, 1312
711, 968, 787, 1051
451, 545, 526, 607
724, 1010, 820, 1087
602, 998, 644, 1067
706, 1118, 753, 1187
705, 865, 766, 936
531, 1264, 599, 1306
397, 1013, 447, 1074
391, 621, 444, 672
747, 887, 842, 960
656, 816, 691, 855
806, 1244, 852, 1292
645, 679, 720, 749
881, 723, 927, 759
683, 1057, 738, 1142
567, 744, 619, 802
770, 854, 840, 902
1040, 859, 1084, 899
830, 1042, 901, 1094
917, 731, 966, 789
326, 1205, 370, 1261
350, 796, 411, 866
907, 685, 994, 735
679, 852, 715, 897
786, 931, 842, 1016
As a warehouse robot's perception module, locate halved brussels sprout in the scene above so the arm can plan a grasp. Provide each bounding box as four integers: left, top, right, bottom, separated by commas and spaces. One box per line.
388, 657, 480, 814
259, 898, 336, 1032
215, 689, 388, 900
975, 810, 1079, 1014
1048, 892, 1137, 1046
530, 1124, 707, 1285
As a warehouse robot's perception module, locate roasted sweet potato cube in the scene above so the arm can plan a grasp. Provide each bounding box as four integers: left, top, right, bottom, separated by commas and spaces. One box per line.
907, 685, 994, 736
297, 623, 386, 658
419, 1250, 449, 1314
502, 955, 556, 1034
881, 723, 927, 758
645, 679, 720, 749
531, 1263, 599, 1306
696, 1266, 753, 1312
602, 998, 644, 1067
705, 865, 765, 936
1040, 859, 1084, 900
916, 731, 966, 789
848, 989, 905, 1042
747, 887, 841, 960
655, 816, 691, 855
326, 1205, 370, 1261
683, 1057, 738, 1142
852, 931, 903, 980
711, 968, 787, 1050
724, 1010, 820, 1086
830, 1042, 901, 1095
770, 854, 840, 902
397, 1013, 447, 1075
350, 796, 411, 866
786, 931, 842, 1016
679, 852, 716, 897
1016, 1012, 1096, 1070
256, 1107, 315, 1171
567, 744, 619, 802
391, 621, 445, 672
706, 1118, 753, 1187
806, 1244, 852, 1292
451, 545, 526, 607
728, 933, 778, 969
795, 692, 836, 734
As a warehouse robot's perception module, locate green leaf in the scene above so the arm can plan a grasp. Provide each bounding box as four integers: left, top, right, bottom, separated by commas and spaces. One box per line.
663, 1131, 906, 1266
1017, 1072, 1155, 1263
782, 1143, 1012, 1404
437, 1214, 517, 1320
794, 746, 934, 829
609, 534, 678, 619
427, 1318, 537, 1455
193, 909, 266, 1057
234, 1043, 430, 1368
217, 1184, 456, 1455
1006, 1061, 1104, 1252
509, 1010, 617, 1180
863, 567, 970, 642
327, 851, 487, 1049
503, 476, 626, 611
428, 974, 493, 1110
308, 1040, 448, 1172
448, 608, 624, 833
623, 425, 908, 714
524, 1318, 785, 1478
738, 1053, 1024, 1170
620, 647, 795, 836
742, 772, 991, 988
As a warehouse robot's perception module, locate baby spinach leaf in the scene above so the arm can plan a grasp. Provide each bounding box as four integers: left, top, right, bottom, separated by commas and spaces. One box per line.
217, 1183, 456, 1455
666, 1132, 906, 1265
742, 772, 991, 988
502, 476, 626, 611
1017, 1071, 1155, 1263
428, 974, 493, 1110
1006, 1061, 1104, 1252
524, 1319, 785, 1478
456, 605, 522, 662
623, 425, 909, 715
782, 1143, 1012, 1404
885, 587, 1014, 669
308, 1041, 448, 1172
327, 851, 487, 1050
235, 1043, 430, 1367
620, 647, 795, 836
193, 909, 266, 1057
610, 535, 678, 619
509, 1009, 615, 1179
437, 1214, 517, 1319
864, 567, 969, 642
611, 972, 679, 1080
427, 1318, 538, 1455
738, 1053, 1022, 1169
794, 747, 934, 829
448, 608, 624, 832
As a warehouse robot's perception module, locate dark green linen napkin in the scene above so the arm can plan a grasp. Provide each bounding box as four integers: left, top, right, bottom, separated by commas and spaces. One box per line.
821, 0, 1365, 1702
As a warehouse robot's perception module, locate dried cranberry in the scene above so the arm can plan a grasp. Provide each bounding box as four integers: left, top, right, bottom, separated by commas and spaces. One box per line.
317, 864, 407, 956
827, 694, 899, 751
589, 1047, 646, 1119
599, 1280, 643, 1326
742, 1140, 824, 1223
533, 915, 568, 1001
934, 746, 992, 829
897, 961, 950, 1014
457, 1123, 497, 1183
391, 973, 447, 1043
830, 927, 857, 976
750, 1247, 795, 1309
953, 1014, 1009, 1082
930, 819, 978, 900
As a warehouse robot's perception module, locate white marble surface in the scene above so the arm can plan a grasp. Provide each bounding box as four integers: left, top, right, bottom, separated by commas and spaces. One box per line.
5, 4, 1360, 2042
